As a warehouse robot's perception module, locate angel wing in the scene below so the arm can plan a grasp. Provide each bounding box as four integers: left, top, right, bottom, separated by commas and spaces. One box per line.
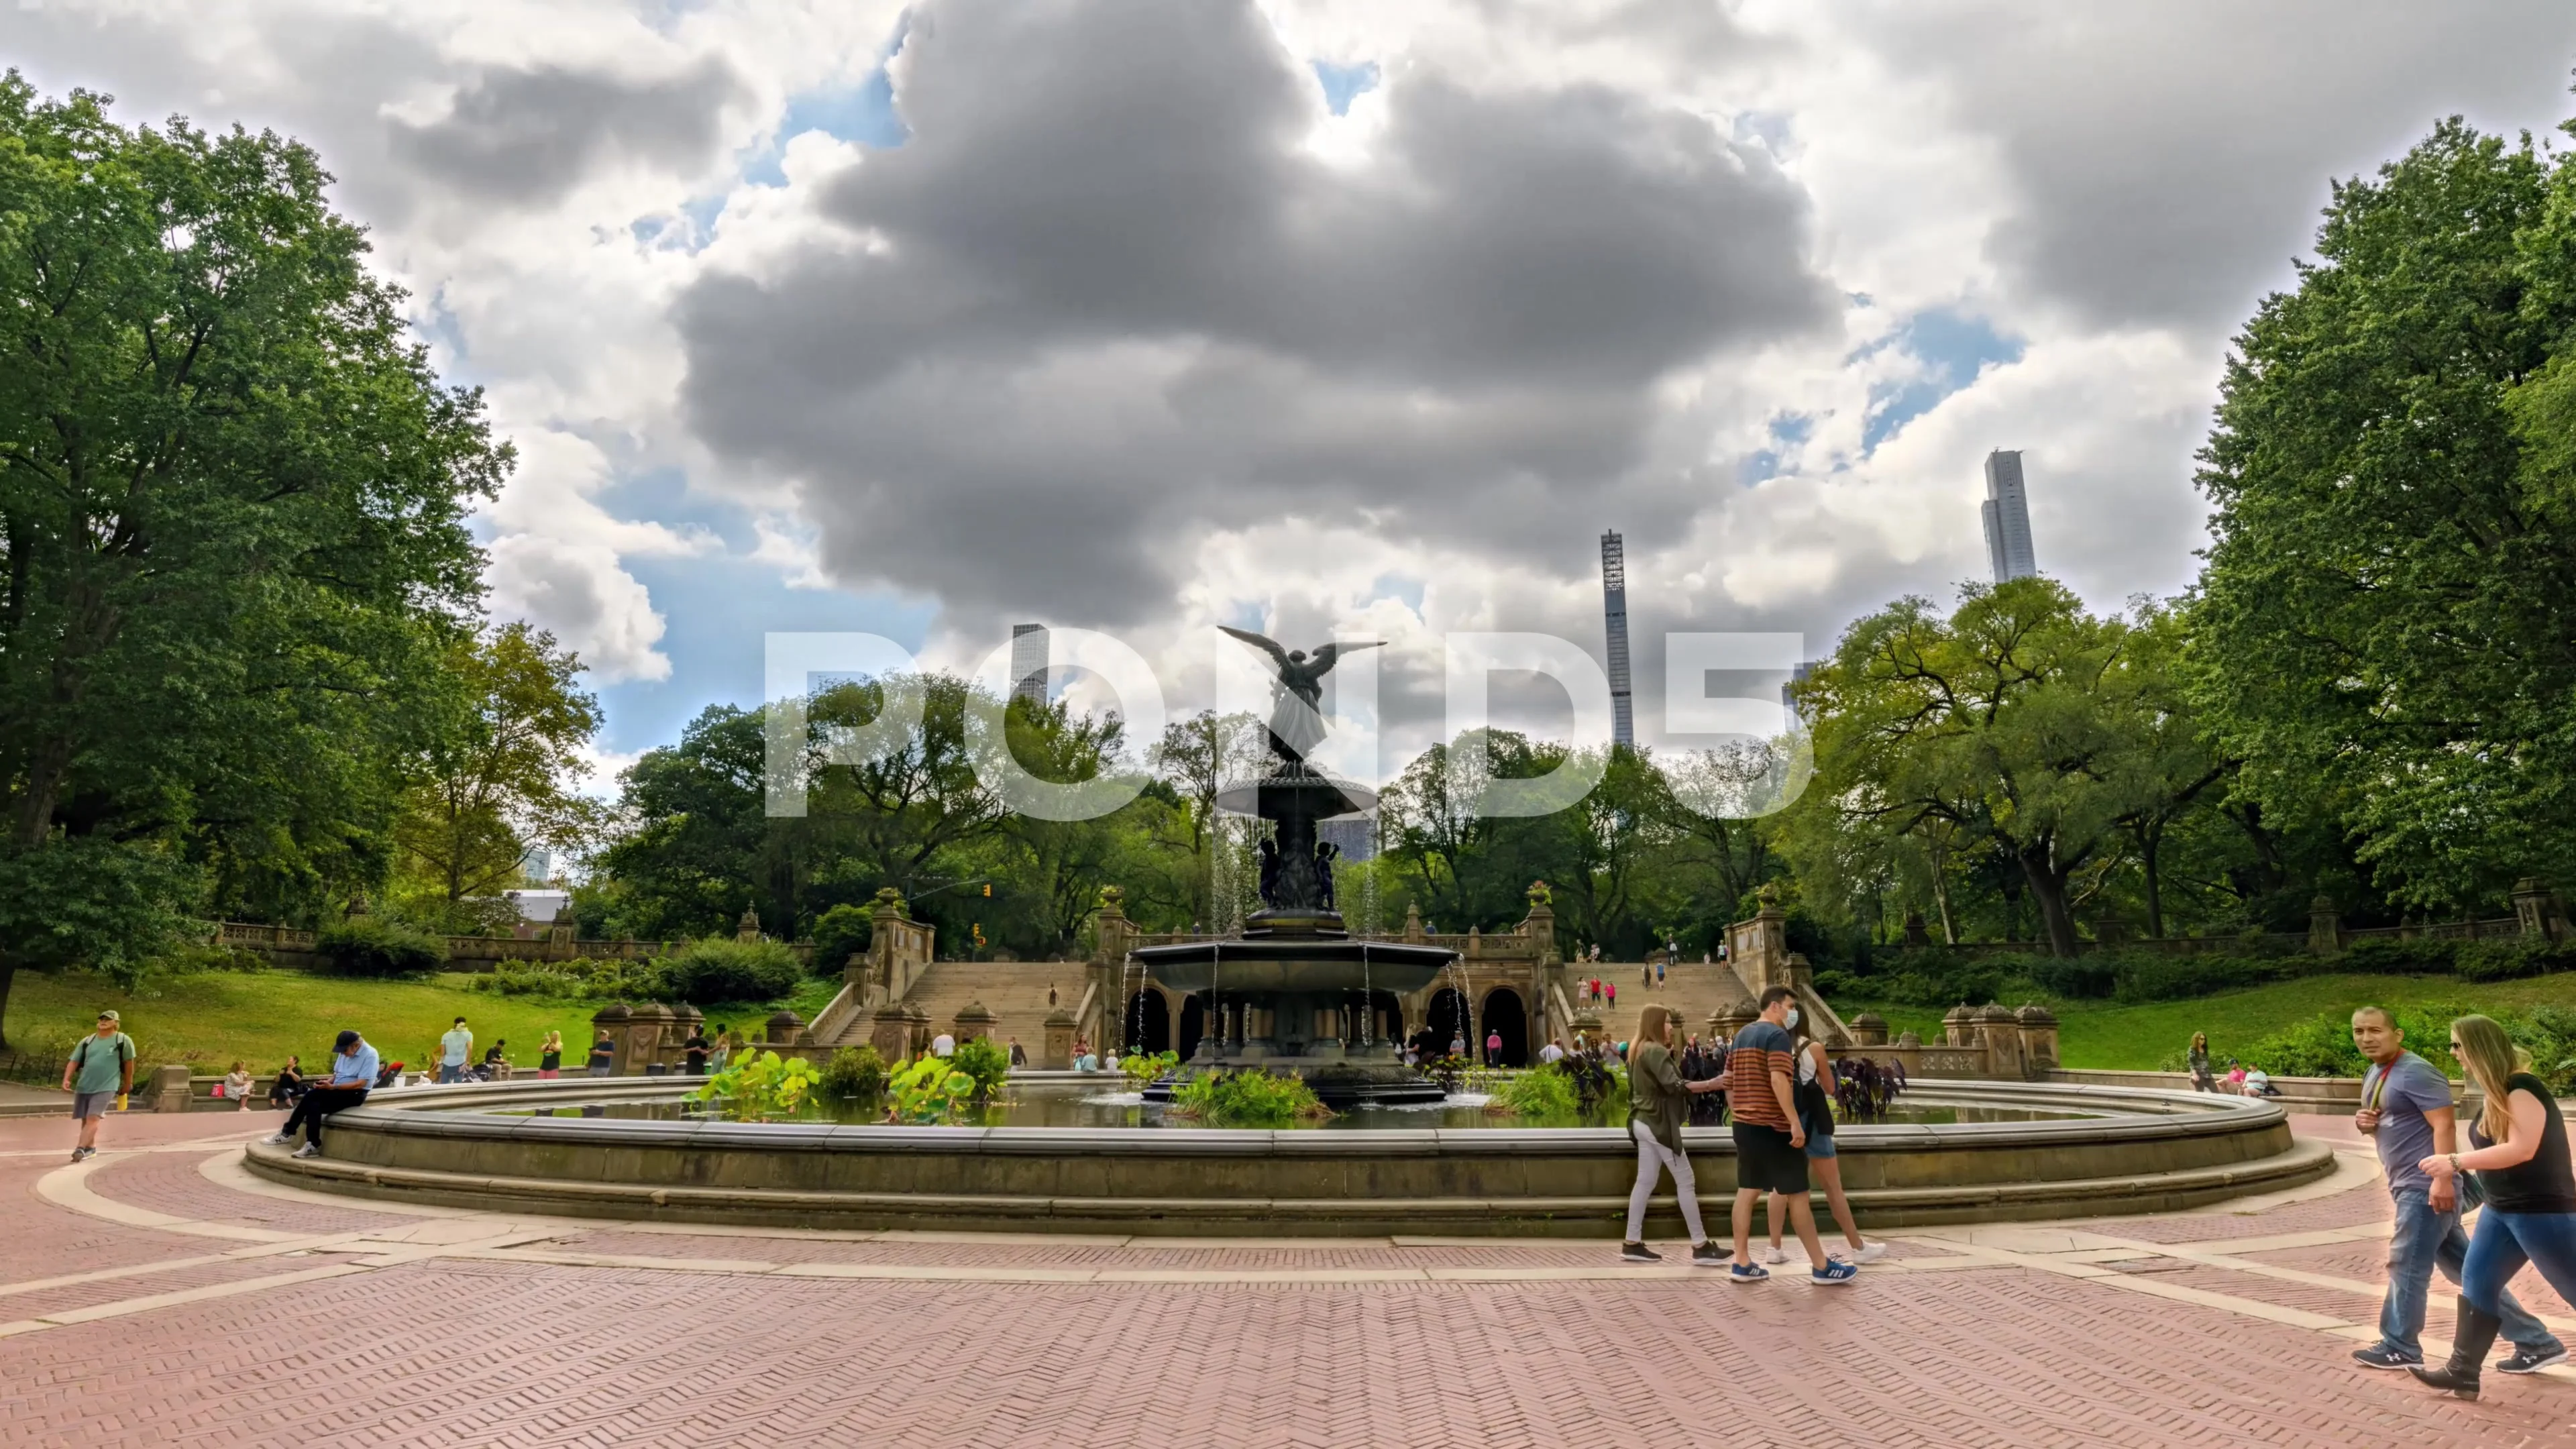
1218, 625, 1293, 671
1306, 641, 1386, 673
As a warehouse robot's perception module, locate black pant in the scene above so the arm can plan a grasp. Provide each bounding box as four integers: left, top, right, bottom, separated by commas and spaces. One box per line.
284, 1086, 367, 1146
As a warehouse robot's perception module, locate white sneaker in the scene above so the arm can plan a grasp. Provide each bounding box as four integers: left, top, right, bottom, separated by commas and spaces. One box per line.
1760, 1244, 1792, 1265
290, 1142, 321, 1159
1840, 1241, 1890, 1265
262, 1132, 294, 1146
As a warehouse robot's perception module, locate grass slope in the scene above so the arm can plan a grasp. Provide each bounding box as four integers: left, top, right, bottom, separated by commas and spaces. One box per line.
3, 967, 841, 1076
1847, 973, 2576, 1073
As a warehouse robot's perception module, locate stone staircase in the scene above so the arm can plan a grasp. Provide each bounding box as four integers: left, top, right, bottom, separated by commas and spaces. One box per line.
824, 961, 1077, 1049
1562, 961, 1758, 1042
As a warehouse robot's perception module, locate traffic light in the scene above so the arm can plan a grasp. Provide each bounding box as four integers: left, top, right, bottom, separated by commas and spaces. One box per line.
981, 883, 991, 897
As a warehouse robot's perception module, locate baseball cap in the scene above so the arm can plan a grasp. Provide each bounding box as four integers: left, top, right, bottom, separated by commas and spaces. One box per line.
96, 1010, 119, 1023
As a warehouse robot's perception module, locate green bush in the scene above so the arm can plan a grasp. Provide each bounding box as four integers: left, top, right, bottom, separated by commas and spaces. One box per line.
314, 920, 447, 978
1167, 1069, 1330, 1126
949, 1036, 1011, 1102
655, 938, 803, 1006
2333, 937, 2461, 975
1120, 1050, 1179, 1087
466, 957, 673, 1002
2455, 938, 2576, 983
808, 904, 873, 979
1488, 1065, 1580, 1120
2222, 1002, 2576, 1093
818, 1044, 888, 1101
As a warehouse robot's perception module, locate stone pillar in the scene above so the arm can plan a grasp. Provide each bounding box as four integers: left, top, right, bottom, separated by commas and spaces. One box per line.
590, 1003, 633, 1074
870, 1005, 914, 1061
906, 1005, 933, 1058
765, 1010, 804, 1047
1900, 911, 1931, 949
1042, 1008, 1076, 1070
2015, 1004, 2060, 1075
1849, 1012, 1889, 1047
1942, 1004, 1975, 1047
2307, 896, 2341, 955
953, 1000, 998, 1046
150, 1063, 193, 1114
2513, 878, 2568, 943
1709, 1004, 1754, 1045
1976, 1004, 2023, 1079
626, 1004, 676, 1073
1403, 901, 1427, 942
737, 906, 761, 942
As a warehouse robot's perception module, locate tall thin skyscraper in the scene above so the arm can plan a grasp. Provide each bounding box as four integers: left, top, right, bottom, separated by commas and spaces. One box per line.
1009, 624, 1048, 707
1600, 531, 1635, 748
1980, 449, 2039, 584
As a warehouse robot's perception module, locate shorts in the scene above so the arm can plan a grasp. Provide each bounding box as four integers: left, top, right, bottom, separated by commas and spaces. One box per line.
1731, 1122, 1810, 1195
72, 1091, 117, 1120
1803, 1120, 1837, 1160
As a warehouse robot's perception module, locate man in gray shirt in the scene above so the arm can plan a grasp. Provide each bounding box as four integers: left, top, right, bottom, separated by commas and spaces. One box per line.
2349, 1007, 2564, 1372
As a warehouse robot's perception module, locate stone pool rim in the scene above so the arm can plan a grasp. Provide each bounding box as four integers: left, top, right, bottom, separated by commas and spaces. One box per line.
245, 1077, 2337, 1237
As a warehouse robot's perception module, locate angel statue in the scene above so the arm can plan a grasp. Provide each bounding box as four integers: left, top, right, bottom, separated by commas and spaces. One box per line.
1219, 627, 1385, 765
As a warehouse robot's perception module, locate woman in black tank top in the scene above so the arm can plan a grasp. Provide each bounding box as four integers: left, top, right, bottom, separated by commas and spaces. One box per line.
2408, 1015, 2576, 1399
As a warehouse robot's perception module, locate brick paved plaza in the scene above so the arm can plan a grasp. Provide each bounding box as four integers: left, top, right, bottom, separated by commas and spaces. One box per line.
1, 1112, 2571, 1448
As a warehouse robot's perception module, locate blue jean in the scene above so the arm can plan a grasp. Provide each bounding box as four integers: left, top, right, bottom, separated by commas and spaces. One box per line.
2381, 1188, 2561, 1358
437, 1063, 465, 1084
2463, 1208, 2576, 1330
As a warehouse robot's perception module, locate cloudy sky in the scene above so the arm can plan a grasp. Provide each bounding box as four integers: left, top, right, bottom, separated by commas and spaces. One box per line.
13, 0, 2575, 777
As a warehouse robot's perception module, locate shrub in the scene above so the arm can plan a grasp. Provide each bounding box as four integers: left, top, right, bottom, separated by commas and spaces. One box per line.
2455, 939, 2576, 983
655, 938, 803, 1006
314, 920, 447, 978
2333, 936, 2461, 976
886, 1053, 980, 1124
1487, 1064, 1580, 1120
1120, 1050, 1179, 1087
818, 1045, 888, 1101
949, 1036, 1011, 1102
1167, 1069, 1330, 1126
466, 957, 673, 1002
809, 904, 873, 979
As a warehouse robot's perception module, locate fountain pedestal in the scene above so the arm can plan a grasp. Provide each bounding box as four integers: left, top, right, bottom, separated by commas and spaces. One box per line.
1134, 765, 1459, 1108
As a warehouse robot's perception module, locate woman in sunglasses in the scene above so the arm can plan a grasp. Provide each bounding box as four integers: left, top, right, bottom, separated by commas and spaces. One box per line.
2411, 1015, 2576, 1399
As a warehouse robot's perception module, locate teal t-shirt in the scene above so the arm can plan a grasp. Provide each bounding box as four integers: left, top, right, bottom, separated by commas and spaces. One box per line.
70, 1032, 133, 1093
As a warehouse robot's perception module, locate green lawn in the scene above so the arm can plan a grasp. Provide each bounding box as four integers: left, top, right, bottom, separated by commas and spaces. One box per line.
2, 967, 842, 1077
1847, 972, 2576, 1073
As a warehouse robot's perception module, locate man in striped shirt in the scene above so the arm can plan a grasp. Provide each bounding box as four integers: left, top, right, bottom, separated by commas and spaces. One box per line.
1726, 987, 1852, 1284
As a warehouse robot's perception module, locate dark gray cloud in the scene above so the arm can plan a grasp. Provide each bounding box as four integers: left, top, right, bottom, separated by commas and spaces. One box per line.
1874, 1, 2576, 329
391, 56, 748, 204
675, 0, 1833, 629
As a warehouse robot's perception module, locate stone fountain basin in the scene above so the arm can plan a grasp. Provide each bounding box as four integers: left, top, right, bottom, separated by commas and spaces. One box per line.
242, 1078, 2336, 1238
1128, 938, 1455, 995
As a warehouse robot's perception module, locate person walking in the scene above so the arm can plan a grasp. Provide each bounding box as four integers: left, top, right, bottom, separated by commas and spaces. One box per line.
61, 1012, 136, 1163
2410, 1014, 2576, 1399
264, 1030, 378, 1159
537, 1032, 564, 1080
437, 1017, 474, 1084
1485, 1028, 1503, 1068
1758, 1024, 1886, 1266
2348, 1008, 2561, 1374
682, 1025, 712, 1076
2188, 1032, 2216, 1092
586, 1030, 617, 1076
1619, 1004, 1729, 1266
1726, 987, 1856, 1285
709, 1026, 734, 1073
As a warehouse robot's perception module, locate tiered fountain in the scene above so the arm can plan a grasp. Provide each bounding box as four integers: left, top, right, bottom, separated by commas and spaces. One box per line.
1133, 629, 1456, 1107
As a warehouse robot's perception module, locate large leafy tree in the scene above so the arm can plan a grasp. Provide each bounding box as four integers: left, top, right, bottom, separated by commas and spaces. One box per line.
2194, 117, 2576, 910
0, 79, 503, 1043
390, 623, 602, 923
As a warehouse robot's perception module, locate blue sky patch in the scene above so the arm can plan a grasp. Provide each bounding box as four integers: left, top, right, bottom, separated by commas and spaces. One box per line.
1312, 60, 1379, 117
1858, 308, 2023, 454
1738, 413, 1817, 486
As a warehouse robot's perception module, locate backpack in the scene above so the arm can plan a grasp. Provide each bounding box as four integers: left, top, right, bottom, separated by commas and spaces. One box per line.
72, 1034, 133, 1075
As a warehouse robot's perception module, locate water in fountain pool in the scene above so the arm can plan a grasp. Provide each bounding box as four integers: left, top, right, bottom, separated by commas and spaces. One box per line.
489, 1091, 2101, 1132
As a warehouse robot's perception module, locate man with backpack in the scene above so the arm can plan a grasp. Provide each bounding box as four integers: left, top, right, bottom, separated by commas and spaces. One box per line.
61, 1010, 136, 1163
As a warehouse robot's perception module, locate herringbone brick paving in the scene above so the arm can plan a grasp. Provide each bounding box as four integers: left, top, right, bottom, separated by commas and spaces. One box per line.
5, 1115, 2574, 1446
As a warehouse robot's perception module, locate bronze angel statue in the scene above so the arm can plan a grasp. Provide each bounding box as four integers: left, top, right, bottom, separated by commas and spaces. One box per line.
1219, 627, 1383, 765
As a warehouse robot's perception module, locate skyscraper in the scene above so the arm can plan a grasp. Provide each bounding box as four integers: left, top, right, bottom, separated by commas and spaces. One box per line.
1009, 624, 1048, 707
1980, 449, 2038, 583
1600, 531, 1635, 748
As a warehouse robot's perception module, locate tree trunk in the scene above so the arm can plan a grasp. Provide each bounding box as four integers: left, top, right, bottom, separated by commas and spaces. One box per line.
2139, 825, 2167, 939
2019, 849, 2083, 957
0, 958, 16, 1052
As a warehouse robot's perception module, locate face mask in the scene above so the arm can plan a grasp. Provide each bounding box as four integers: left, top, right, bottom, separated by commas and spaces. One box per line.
1784, 1008, 1801, 1030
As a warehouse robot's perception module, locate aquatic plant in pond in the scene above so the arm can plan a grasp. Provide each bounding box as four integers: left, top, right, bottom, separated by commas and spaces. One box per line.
1487, 1065, 1580, 1120
887, 1054, 981, 1123
949, 1036, 1012, 1102
818, 1045, 887, 1102
687, 1051, 822, 1122
1166, 1069, 1332, 1126
1120, 1051, 1179, 1087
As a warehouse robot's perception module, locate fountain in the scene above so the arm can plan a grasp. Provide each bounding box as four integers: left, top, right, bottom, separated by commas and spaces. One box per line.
1134, 627, 1454, 1107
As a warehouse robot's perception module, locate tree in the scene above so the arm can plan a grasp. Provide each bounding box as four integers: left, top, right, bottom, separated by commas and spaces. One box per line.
1792, 580, 2156, 957
390, 623, 601, 922
2194, 117, 2576, 911
0, 79, 503, 1043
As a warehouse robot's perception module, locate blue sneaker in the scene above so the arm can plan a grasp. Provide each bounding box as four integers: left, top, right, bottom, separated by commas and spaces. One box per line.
1727, 1262, 1768, 1285
1810, 1260, 1859, 1285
